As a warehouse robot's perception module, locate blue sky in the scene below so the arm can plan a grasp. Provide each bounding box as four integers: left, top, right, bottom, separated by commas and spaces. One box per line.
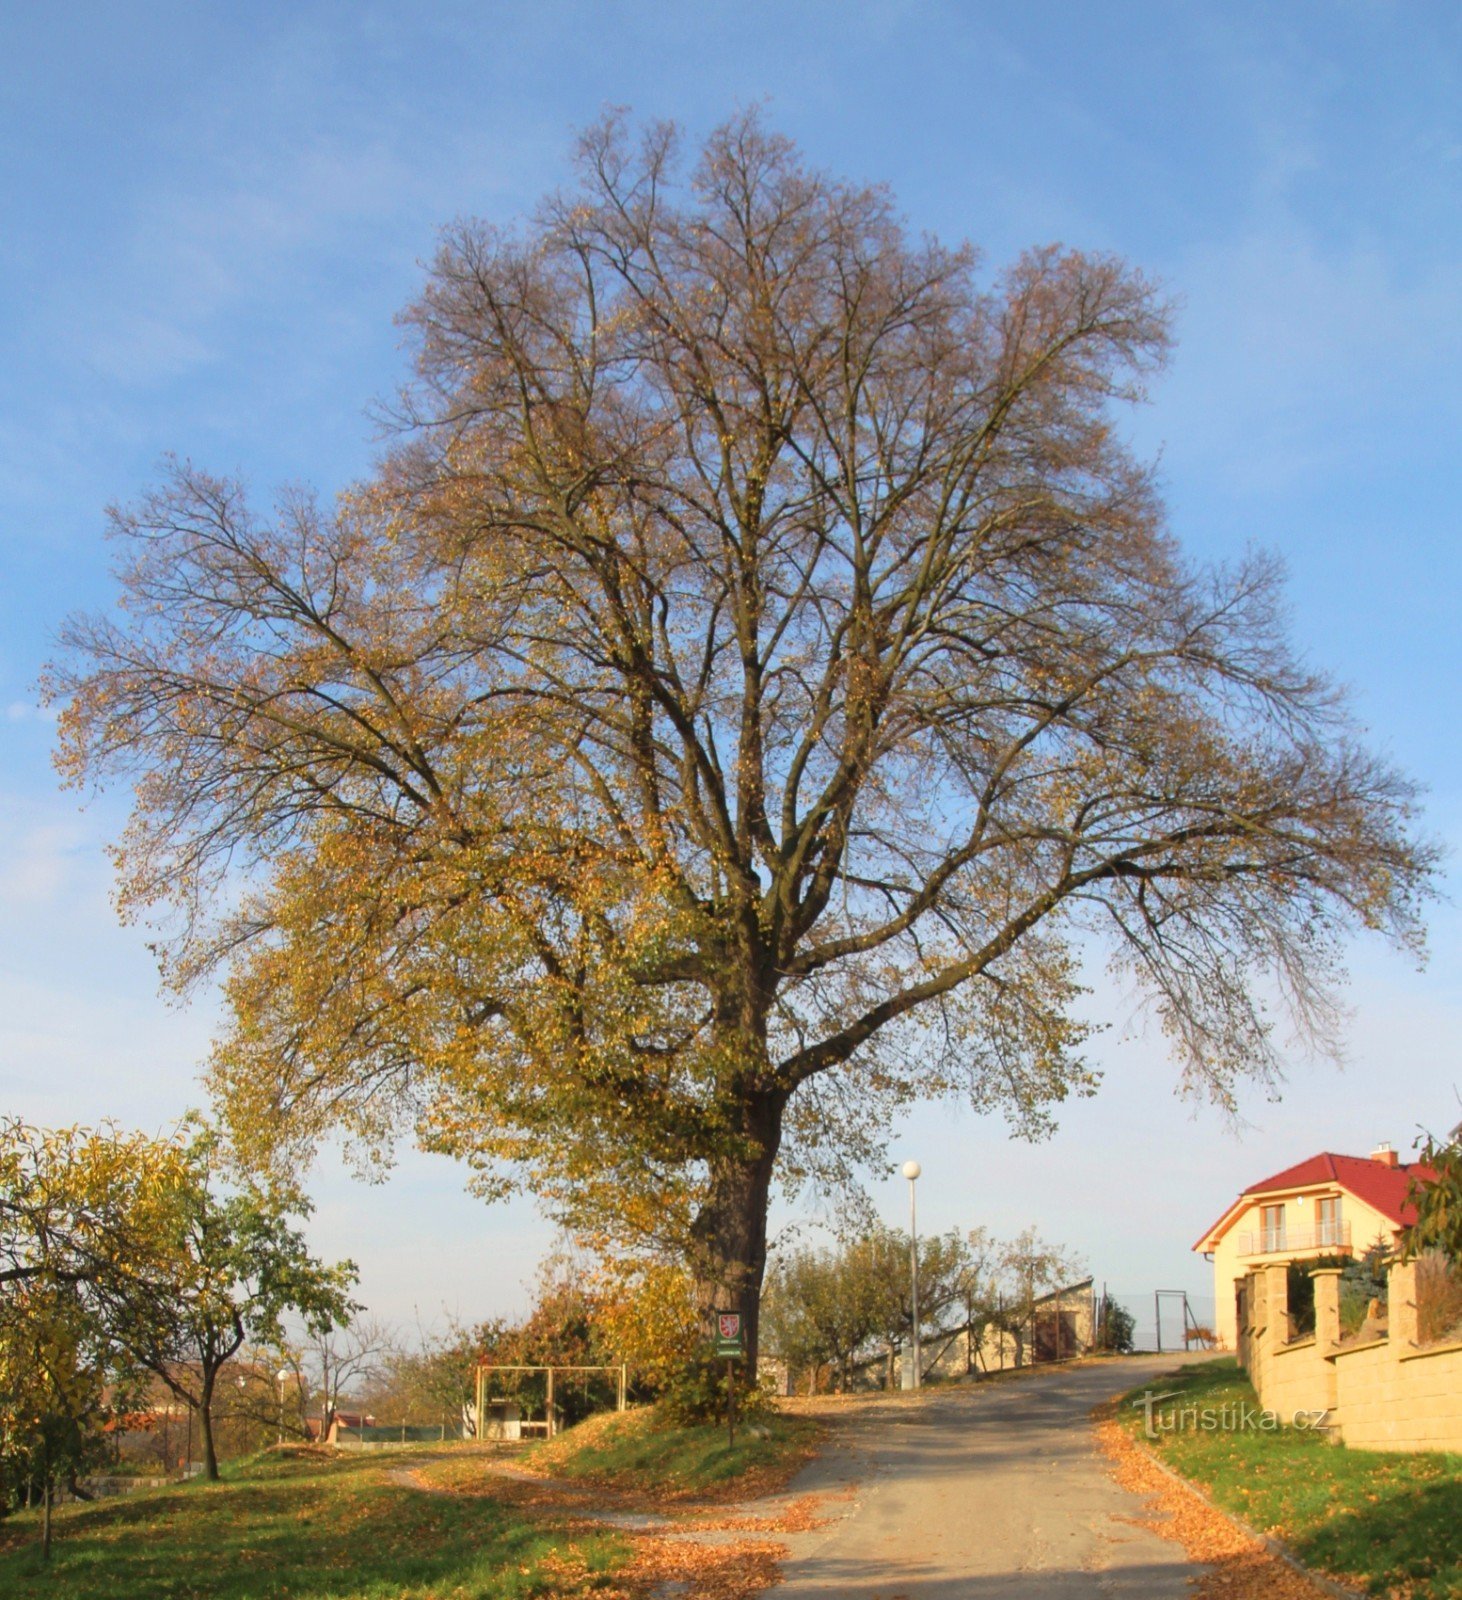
2, 2, 1459, 1342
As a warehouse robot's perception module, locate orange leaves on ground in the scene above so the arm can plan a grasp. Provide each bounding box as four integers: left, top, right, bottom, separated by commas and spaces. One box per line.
1093, 1409, 1341, 1600
614, 1535, 784, 1600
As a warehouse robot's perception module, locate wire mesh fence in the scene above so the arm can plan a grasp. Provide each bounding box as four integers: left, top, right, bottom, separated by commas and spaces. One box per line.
336, 1423, 457, 1445
1102, 1288, 1217, 1353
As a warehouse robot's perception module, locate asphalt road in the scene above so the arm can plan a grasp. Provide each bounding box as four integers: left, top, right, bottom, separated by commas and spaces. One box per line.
770, 1355, 1207, 1599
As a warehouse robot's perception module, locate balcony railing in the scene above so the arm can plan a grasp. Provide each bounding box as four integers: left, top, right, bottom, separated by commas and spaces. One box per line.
1234, 1221, 1351, 1257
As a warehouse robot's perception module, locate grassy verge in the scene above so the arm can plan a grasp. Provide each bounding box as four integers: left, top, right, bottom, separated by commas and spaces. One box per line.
0, 1446, 629, 1599
1117, 1357, 1462, 1598
525, 1404, 822, 1498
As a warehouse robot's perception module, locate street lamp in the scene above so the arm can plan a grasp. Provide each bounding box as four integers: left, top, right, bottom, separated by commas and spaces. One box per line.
277, 1368, 291, 1446
902, 1160, 922, 1389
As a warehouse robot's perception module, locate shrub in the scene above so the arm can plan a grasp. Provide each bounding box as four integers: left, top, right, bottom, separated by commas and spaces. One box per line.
1416, 1250, 1462, 1345
1097, 1298, 1136, 1352
1338, 1246, 1390, 1337
659, 1353, 772, 1427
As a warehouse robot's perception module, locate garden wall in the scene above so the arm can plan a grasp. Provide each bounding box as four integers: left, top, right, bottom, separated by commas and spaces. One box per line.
1237, 1259, 1462, 1453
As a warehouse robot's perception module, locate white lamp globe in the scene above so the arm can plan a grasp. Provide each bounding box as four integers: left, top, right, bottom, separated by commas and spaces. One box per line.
901, 1160, 922, 1181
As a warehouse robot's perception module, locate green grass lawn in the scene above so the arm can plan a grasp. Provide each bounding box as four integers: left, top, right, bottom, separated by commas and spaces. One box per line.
1118, 1358, 1462, 1598
520, 1404, 821, 1496
0, 1405, 821, 1596
0, 1446, 630, 1599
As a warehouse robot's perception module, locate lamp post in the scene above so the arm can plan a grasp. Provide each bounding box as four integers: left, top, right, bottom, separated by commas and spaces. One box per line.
902, 1160, 922, 1389
276, 1367, 290, 1446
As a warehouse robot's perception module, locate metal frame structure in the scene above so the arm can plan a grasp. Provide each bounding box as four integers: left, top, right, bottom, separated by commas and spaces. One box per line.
473, 1363, 628, 1440
1153, 1289, 1212, 1352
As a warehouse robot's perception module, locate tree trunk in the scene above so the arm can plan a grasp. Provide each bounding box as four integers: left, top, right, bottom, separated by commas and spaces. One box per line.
198, 1371, 220, 1481
41, 1466, 52, 1561
688, 1088, 785, 1384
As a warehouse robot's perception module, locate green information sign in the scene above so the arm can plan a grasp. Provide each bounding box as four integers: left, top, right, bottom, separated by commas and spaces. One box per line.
713, 1311, 745, 1359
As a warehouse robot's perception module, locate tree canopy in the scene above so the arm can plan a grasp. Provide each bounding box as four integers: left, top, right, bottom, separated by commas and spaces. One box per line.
50, 112, 1435, 1374
762, 1223, 974, 1391
761, 1222, 1084, 1389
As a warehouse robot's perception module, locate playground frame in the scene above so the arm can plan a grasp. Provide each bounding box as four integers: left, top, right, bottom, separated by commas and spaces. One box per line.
474, 1363, 628, 1440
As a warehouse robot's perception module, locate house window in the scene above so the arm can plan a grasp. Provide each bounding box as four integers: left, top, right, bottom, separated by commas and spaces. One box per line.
1261, 1204, 1286, 1253
1316, 1196, 1341, 1247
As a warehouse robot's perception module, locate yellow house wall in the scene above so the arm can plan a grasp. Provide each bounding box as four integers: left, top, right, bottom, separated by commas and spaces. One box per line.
1208, 1188, 1400, 1349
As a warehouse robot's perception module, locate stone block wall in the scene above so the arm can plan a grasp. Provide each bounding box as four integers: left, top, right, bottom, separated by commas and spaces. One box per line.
1237, 1258, 1462, 1453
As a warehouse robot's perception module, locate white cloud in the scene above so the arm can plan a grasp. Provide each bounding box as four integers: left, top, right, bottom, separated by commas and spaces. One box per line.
5, 699, 57, 723
1146, 226, 1462, 497
0, 816, 88, 908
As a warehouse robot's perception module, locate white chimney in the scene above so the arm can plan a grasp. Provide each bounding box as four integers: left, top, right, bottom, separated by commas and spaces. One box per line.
1370, 1142, 1399, 1168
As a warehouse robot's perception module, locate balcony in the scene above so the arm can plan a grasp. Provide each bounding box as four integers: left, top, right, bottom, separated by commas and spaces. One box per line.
1234, 1221, 1351, 1257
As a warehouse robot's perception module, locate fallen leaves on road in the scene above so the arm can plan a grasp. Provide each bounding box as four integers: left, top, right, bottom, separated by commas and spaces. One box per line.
1093, 1406, 1350, 1600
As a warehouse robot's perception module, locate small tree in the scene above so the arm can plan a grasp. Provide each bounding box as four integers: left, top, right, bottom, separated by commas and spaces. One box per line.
956, 1226, 1005, 1370
864, 1227, 976, 1384
363, 1322, 479, 1433
1097, 1296, 1136, 1353
99, 1132, 358, 1479
762, 1237, 893, 1392
0, 1117, 182, 1527
761, 1224, 976, 1391
1336, 1246, 1388, 1336
990, 1229, 1085, 1364
471, 1250, 630, 1427
308, 1314, 396, 1428
2, 1119, 359, 1481
585, 1255, 697, 1397
0, 1278, 141, 1555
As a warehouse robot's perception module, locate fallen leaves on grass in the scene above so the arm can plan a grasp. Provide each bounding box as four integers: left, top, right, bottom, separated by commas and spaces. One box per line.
524, 1412, 824, 1505
669, 1493, 829, 1535
614, 1534, 784, 1599
383, 1406, 862, 1600
400, 1445, 845, 1596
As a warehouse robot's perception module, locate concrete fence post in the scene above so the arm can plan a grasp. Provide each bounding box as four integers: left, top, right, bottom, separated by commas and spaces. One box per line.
1311, 1267, 1344, 1348
1263, 1263, 1289, 1349
1388, 1258, 1419, 1348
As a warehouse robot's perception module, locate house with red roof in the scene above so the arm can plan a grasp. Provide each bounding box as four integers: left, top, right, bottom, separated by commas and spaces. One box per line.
1193, 1143, 1435, 1349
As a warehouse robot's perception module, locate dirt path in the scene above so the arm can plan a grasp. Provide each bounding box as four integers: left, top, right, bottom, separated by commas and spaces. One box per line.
767, 1355, 1212, 1598
389, 1452, 825, 1543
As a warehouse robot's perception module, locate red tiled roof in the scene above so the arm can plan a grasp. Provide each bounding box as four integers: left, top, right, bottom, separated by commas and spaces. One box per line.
1243, 1152, 1435, 1225
1193, 1151, 1437, 1250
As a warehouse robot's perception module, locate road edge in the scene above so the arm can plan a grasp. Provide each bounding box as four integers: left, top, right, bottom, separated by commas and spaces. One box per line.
1093, 1400, 1368, 1600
